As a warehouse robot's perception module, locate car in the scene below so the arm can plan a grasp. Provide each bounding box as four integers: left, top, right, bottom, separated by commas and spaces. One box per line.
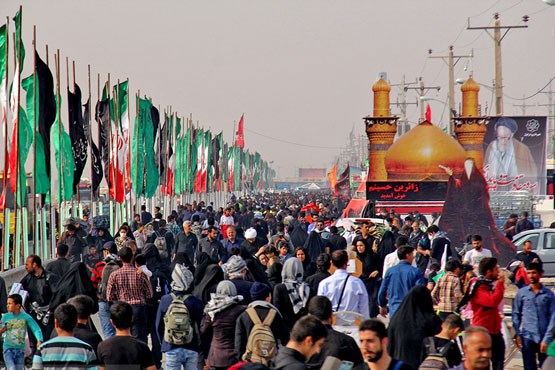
511, 228, 555, 277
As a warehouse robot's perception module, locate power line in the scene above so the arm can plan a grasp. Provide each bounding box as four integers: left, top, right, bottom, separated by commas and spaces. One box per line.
504, 75, 555, 101
244, 128, 343, 149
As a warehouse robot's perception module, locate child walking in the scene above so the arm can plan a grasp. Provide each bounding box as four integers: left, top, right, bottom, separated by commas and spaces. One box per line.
0, 294, 43, 370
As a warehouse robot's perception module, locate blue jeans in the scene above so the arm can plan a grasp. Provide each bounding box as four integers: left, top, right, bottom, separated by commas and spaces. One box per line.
98, 301, 115, 338
3, 348, 25, 370
522, 337, 547, 370
164, 348, 199, 370
131, 304, 148, 343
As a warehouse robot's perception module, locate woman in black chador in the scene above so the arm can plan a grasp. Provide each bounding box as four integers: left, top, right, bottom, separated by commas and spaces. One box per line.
439, 158, 515, 265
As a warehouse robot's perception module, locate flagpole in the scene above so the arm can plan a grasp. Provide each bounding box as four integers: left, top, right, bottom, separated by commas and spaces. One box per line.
1, 18, 9, 269
134, 90, 139, 217
87, 64, 93, 218
32, 25, 37, 253
126, 79, 131, 222
65, 55, 71, 217
13, 7, 23, 266
96, 73, 100, 217
55, 50, 63, 236
72, 60, 81, 206
107, 73, 116, 232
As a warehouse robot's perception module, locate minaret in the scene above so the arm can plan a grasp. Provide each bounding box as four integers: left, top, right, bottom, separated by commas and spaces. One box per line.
454, 77, 489, 169
364, 77, 398, 181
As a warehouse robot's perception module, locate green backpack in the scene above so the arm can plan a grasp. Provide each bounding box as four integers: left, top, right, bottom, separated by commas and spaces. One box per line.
163, 293, 194, 345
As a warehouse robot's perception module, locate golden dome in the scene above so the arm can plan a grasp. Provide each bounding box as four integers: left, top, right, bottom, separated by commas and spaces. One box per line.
384, 121, 466, 181
372, 78, 391, 93
461, 77, 480, 93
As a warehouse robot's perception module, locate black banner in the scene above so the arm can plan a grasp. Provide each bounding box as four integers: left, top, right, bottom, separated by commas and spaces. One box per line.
366, 181, 449, 201
68, 84, 88, 195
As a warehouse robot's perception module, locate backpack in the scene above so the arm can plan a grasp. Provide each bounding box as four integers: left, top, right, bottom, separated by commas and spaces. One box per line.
163, 293, 194, 345
243, 307, 277, 364
418, 337, 452, 370
150, 271, 169, 303
154, 231, 169, 259
99, 262, 120, 300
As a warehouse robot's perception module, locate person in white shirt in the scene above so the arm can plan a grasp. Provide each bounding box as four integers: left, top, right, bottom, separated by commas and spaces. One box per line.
463, 234, 492, 269
219, 207, 235, 236
318, 250, 369, 324
382, 235, 416, 276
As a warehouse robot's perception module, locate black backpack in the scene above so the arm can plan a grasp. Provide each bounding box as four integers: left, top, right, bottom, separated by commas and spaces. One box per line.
149, 270, 169, 303
418, 337, 453, 370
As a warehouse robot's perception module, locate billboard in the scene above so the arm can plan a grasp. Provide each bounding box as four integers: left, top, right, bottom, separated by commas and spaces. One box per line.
483, 116, 547, 194
298, 168, 326, 181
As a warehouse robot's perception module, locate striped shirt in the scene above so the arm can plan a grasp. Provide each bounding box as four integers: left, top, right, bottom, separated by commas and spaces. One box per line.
32, 336, 97, 370
106, 264, 153, 305
431, 271, 463, 313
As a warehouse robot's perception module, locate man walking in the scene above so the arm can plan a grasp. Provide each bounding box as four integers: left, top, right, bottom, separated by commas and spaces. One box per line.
175, 221, 198, 263
464, 258, 505, 370
97, 301, 156, 370
198, 226, 227, 263
106, 246, 153, 343
318, 250, 369, 324
32, 304, 96, 369
378, 246, 425, 317
512, 262, 555, 370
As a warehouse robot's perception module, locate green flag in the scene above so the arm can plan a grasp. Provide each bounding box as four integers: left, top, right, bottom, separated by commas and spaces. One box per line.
51, 96, 75, 202
14, 9, 25, 69
174, 117, 183, 194
131, 96, 145, 197
132, 97, 159, 198
0, 24, 6, 120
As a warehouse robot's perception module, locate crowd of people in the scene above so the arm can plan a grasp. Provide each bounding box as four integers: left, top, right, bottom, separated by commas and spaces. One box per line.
0, 191, 553, 370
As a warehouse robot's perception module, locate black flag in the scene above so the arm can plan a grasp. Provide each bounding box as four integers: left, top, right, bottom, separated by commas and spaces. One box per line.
35, 51, 56, 198
84, 99, 103, 195
95, 98, 110, 184
68, 84, 88, 195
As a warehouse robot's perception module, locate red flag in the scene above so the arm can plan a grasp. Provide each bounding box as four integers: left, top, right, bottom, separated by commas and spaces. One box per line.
235, 114, 244, 148
425, 104, 431, 122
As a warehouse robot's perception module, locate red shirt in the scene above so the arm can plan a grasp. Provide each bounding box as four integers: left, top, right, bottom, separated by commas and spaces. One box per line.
470, 280, 505, 334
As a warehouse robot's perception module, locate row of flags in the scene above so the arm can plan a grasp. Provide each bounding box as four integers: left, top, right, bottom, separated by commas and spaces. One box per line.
0, 8, 272, 208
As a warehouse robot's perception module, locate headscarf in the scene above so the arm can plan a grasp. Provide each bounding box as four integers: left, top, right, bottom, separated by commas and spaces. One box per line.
204, 280, 243, 320
193, 264, 224, 305
171, 252, 196, 275
281, 258, 309, 314
223, 255, 247, 277
387, 285, 442, 369
171, 264, 194, 292
377, 231, 395, 262
193, 252, 215, 285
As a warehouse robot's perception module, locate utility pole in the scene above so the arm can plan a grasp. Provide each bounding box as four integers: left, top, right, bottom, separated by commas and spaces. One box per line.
512, 94, 536, 115
391, 75, 418, 136
405, 77, 440, 122
467, 13, 529, 116
538, 84, 554, 159
428, 46, 473, 135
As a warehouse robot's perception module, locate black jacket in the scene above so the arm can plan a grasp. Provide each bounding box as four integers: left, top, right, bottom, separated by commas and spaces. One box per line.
271, 347, 307, 370
327, 234, 347, 252
307, 324, 363, 370
175, 232, 198, 263
20, 269, 60, 309
47, 257, 71, 278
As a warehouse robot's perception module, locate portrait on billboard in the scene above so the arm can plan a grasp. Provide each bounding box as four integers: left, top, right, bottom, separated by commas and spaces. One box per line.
483, 116, 546, 194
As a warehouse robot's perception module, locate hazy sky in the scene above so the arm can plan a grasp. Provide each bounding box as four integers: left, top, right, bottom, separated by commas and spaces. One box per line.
2, 0, 554, 178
